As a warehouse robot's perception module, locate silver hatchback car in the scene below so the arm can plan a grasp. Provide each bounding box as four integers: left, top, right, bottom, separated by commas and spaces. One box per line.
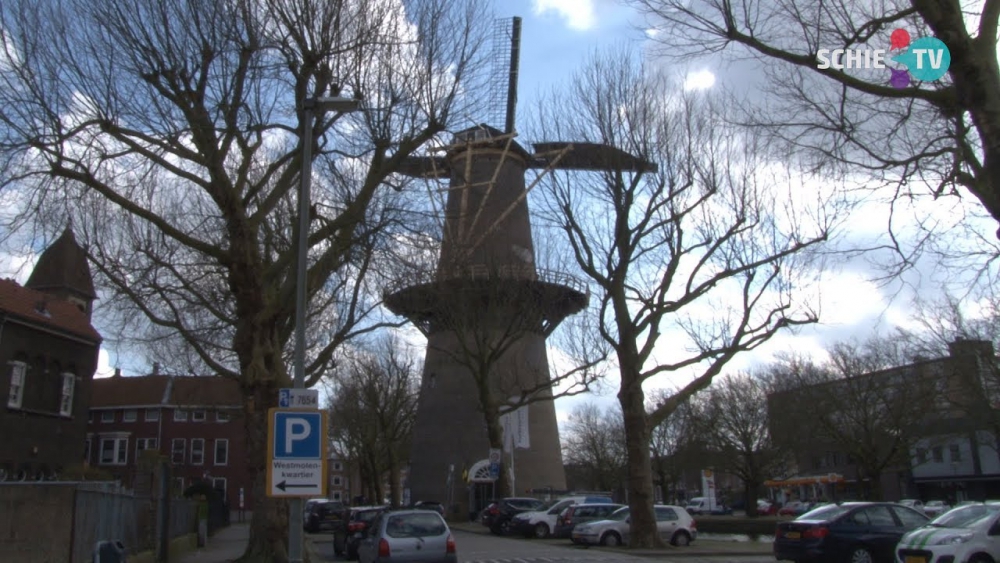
358, 509, 457, 563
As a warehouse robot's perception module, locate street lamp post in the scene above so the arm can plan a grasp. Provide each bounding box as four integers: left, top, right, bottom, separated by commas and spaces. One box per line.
290, 95, 360, 563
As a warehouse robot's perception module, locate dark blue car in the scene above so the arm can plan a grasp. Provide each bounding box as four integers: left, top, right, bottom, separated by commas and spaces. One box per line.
774, 502, 929, 563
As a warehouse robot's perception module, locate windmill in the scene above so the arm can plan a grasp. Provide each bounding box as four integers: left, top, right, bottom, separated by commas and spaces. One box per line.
384, 16, 655, 514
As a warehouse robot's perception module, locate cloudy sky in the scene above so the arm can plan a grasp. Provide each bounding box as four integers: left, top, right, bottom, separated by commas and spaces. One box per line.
1, 0, 992, 432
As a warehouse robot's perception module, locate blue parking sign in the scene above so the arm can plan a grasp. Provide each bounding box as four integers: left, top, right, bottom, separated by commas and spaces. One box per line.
272, 411, 322, 459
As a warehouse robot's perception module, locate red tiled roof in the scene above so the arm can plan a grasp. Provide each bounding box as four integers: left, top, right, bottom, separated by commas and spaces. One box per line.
170, 376, 241, 407
90, 374, 242, 408
91, 375, 171, 407
0, 278, 101, 342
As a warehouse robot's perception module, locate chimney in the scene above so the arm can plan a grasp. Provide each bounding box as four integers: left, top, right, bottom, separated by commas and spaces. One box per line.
152, 362, 160, 376
113, 367, 121, 378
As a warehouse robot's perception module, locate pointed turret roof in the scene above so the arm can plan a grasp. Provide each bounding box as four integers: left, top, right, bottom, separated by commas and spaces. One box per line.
25, 227, 97, 299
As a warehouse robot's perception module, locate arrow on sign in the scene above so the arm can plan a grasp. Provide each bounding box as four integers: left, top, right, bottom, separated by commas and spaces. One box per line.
276, 480, 315, 492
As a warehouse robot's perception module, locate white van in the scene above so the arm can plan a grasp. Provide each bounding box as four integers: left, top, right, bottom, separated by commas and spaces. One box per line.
685, 497, 709, 515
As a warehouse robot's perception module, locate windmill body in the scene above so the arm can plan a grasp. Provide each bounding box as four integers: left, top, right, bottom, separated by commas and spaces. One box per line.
384, 17, 656, 515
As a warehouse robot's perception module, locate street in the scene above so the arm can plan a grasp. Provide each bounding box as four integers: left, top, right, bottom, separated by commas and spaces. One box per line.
306, 530, 776, 563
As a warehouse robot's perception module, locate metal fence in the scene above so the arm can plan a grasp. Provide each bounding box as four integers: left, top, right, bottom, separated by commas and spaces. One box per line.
70, 486, 198, 562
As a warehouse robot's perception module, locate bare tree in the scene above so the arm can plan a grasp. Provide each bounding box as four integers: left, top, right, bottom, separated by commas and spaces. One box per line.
0, 0, 490, 560
692, 373, 786, 517
647, 389, 698, 505
327, 335, 419, 507
561, 401, 628, 494
767, 337, 937, 499
630, 0, 1000, 273
535, 48, 835, 547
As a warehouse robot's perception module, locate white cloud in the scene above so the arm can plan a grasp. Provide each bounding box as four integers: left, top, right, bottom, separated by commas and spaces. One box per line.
94, 348, 116, 378
533, 0, 596, 31
683, 69, 716, 91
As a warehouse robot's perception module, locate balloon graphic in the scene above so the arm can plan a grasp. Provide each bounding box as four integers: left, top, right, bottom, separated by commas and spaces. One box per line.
890, 29, 911, 51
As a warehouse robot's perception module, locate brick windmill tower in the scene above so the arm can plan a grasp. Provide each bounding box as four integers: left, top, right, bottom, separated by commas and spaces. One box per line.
385, 17, 655, 516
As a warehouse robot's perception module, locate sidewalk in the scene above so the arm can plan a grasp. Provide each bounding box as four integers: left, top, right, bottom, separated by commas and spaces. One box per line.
176, 523, 250, 563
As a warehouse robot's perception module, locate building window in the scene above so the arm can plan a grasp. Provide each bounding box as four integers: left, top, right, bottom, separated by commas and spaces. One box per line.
174, 477, 184, 493
212, 477, 227, 499
191, 438, 205, 465
932, 446, 944, 463
171, 439, 186, 464
101, 411, 115, 423
216, 411, 230, 422
136, 438, 158, 457
332, 491, 342, 501
215, 439, 229, 466
174, 409, 188, 421
333, 476, 342, 486
7, 361, 26, 409
58, 372, 75, 416
917, 448, 928, 464
333, 462, 342, 471
192, 410, 206, 422
145, 409, 160, 422
99, 437, 128, 465
950, 444, 962, 462
123, 409, 137, 422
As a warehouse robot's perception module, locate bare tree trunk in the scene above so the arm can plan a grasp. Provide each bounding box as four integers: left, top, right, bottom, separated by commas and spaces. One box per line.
619, 378, 661, 548
238, 380, 287, 563
388, 450, 401, 508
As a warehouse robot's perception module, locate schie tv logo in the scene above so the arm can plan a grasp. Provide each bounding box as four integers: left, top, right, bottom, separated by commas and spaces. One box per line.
816, 29, 951, 88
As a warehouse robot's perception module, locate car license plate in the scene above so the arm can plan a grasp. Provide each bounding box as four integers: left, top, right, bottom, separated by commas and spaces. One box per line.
904, 557, 926, 563
784, 531, 801, 539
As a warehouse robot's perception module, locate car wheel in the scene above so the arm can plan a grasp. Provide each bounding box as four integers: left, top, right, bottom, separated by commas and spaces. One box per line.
600, 531, 622, 546
849, 547, 874, 563
534, 523, 550, 539
671, 531, 691, 547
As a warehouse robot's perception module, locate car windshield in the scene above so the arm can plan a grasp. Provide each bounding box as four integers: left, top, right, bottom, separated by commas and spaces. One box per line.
385, 513, 446, 538
930, 505, 1000, 528
609, 507, 630, 521
797, 505, 849, 521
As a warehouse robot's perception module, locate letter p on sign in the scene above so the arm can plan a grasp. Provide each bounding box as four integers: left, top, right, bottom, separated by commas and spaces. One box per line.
285, 418, 310, 453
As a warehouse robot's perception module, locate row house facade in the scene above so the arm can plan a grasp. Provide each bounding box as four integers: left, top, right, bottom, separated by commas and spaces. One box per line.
767, 338, 1000, 503
0, 228, 102, 481
86, 372, 252, 509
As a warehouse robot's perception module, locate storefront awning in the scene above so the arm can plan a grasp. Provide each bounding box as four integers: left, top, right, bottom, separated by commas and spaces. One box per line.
765, 473, 845, 487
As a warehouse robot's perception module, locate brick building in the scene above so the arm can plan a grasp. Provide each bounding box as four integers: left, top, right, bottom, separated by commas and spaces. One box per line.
0, 228, 102, 480
87, 372, 252, 509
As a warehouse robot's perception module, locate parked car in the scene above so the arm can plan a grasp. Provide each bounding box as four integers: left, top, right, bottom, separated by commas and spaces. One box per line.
480, 497, 546, 535
358, 509, 457, 563
778, 500, 808, 516
710, 505, 734, 515
342, 505, 389, 560
897, 502, 1000, 563
511, 495, 614, 539
303, 497, 330, 527
758, 499, 779, 515
898, 499, 925, 512
774, 502, 929, 563
685, 497, 710, 515
571, 505, 697, 547
923, 499, 951, 517
305, 500, 348, 534
553, 503, 624, 539
412, 500, 446, 516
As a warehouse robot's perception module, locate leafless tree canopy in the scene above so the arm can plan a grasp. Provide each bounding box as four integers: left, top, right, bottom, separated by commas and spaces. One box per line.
630, 0, 1000, 275
0, 0, 490, 559
533, 48, 836, 547
690, 373, 786, 516
561, 401, 628, 494
327, 335, 419, 507
766, 337, 936, 499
